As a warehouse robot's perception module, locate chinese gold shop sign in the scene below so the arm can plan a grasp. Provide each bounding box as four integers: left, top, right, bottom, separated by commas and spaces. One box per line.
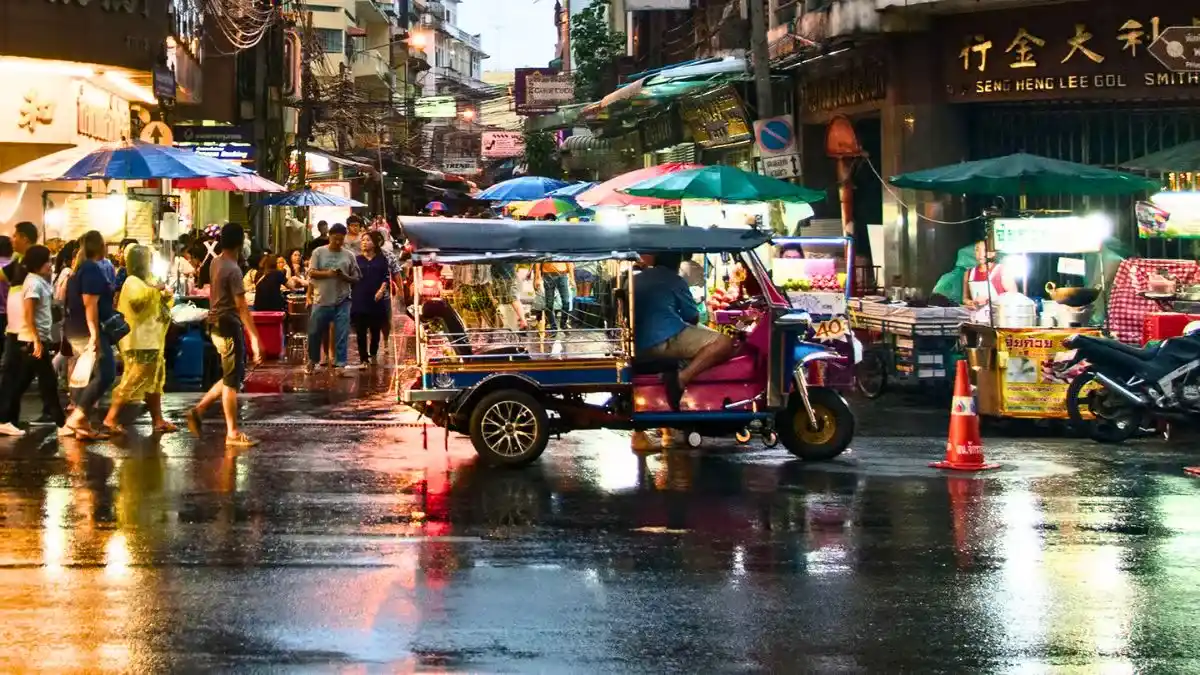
679, 86, 751, 148
946, 10, 1200, 101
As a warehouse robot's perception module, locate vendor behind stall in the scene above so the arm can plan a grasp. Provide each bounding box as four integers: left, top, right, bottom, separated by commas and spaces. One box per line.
931, 243, 979, 305
962, 240, 1017, 312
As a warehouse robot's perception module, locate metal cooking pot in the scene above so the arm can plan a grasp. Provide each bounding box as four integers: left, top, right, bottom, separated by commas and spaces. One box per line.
1044, 282, 1099, 308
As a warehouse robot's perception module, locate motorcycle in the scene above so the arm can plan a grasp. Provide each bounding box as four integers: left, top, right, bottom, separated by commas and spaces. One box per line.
1058, 322, 1200, 443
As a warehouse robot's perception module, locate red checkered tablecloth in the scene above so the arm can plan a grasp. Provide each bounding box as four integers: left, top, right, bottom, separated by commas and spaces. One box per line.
1107, 259, 1200, 344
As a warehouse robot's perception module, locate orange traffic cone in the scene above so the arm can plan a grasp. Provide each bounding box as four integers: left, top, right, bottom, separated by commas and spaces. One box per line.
1185, 467, 1200, 477
931, 360, 1000, 472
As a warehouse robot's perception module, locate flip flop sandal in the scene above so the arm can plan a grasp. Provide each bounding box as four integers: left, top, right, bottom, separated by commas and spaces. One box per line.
154, 422, 179, 434
100, 424, 126, 436
225, 433, 259, 448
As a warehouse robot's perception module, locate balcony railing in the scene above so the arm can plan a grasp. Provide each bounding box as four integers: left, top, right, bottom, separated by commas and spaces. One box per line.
352, 50, 392, 86
421, 1, 483, 51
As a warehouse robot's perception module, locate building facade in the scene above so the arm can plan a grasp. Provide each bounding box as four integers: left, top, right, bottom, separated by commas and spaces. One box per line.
0, 0, 184, 237
778, 0, 1200, 289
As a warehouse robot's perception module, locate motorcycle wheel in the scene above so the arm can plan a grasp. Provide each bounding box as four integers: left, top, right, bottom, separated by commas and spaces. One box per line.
777, 388, 855, 461
1065, 371, 1139, 444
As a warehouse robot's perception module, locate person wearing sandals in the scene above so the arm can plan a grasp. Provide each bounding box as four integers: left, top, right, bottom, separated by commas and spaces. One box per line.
185, 223, 262, 447
100, 245, 177, 435
0, 246, 66, 437
63, 230, 117, 440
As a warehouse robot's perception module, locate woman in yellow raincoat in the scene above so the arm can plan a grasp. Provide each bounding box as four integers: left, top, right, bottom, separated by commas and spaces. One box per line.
102, 245, 177, 434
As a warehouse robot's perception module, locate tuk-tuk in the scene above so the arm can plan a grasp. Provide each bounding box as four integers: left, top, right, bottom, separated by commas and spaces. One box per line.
399, 218, 856, 467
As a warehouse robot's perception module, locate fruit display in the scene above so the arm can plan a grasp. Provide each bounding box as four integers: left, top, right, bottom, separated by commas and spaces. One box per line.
706, 287, 738, 313
782, 274, 843, 292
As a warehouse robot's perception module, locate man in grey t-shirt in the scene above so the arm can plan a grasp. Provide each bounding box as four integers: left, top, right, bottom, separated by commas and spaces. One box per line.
307, 223, 361, 372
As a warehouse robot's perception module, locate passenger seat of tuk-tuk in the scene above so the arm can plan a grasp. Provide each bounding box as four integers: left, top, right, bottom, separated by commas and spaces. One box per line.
421, 299, 529, 359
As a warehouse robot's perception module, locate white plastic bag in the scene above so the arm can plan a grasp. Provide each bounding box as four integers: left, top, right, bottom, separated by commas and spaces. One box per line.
69, 348, 96, 389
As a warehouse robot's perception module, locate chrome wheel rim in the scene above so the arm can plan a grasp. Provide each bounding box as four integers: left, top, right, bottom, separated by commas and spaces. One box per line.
480, 400, 539, 457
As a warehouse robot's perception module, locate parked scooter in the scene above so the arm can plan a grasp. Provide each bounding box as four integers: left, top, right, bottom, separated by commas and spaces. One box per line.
1058, 322, 1200, 443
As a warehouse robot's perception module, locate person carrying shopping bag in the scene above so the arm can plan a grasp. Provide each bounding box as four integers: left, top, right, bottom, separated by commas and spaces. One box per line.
101, 245, 177, 435
63, 230, 122, 440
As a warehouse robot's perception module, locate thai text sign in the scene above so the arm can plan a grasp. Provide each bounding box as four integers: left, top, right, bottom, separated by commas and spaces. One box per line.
515, 68, 574, 115
678, 86, 751, 148
997, 328, 1099, 418
941, 3, 1200, 102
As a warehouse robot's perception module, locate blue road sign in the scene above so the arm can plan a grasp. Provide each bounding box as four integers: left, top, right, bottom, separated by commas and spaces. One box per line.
755, 117, 794, 155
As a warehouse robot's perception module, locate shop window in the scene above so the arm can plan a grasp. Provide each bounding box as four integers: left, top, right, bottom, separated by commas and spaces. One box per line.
315, 28, 344, 54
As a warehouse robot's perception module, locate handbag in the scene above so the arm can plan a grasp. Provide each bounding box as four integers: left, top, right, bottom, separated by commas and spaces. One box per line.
102, 312, 131, 343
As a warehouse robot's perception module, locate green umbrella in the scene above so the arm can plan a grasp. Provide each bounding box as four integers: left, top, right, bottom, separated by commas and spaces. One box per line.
620, 165, 827, 203
1121, 140, 1200, 173
889, 152, 1159, 197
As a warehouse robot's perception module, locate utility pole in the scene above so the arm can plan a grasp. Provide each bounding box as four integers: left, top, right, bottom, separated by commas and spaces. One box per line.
748, 0, 772, 118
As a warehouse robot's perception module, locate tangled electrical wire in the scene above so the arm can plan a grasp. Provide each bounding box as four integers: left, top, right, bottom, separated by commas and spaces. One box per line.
203, 0, 276, 54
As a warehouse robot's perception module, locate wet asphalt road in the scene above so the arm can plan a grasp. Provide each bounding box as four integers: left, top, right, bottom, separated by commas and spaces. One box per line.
1, 366, 1199, 673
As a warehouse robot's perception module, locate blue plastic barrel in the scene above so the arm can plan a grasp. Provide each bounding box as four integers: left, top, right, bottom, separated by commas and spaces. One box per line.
171, 324, 206, 386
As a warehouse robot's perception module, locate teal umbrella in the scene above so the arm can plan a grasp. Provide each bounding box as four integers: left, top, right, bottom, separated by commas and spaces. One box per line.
889, 152, 1159, 197
1120, 140, 1200, 173
620, 165, 826, 203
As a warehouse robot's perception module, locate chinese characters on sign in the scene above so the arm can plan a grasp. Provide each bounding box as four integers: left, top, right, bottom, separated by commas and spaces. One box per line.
946, 11, 1200, 101
678, 86, 751, 147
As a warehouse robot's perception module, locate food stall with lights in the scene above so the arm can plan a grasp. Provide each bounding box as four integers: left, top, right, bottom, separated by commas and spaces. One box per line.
768, 236, 857, 391
961, 213, 1110, 420
1117, 144, 1200, 345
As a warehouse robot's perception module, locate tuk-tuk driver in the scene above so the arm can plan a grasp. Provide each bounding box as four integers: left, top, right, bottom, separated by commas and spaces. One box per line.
634, 252, 735, 409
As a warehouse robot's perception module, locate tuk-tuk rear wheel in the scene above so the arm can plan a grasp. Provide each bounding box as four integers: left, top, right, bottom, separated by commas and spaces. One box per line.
468, 389, 550, 467
777, 388, 855, 462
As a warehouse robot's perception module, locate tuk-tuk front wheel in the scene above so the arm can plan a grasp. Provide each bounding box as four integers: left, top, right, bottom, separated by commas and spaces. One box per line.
777, 387, 855, 462
468, 390, 550, 467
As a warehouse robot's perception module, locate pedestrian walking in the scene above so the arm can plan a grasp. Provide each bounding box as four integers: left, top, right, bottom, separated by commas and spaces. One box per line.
101, 245, 177, 435
352, 230, 389, 365
0, 246, 66, 436
185, 223, 262, 447
306, 223, 360, 374
63, 230, 117, 440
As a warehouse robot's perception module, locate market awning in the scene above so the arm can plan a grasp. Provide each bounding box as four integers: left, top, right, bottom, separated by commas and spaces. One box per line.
560, 133, 612, 154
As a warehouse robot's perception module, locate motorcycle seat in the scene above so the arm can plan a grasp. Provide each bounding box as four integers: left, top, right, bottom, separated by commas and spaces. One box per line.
1076, 334, 1160, 361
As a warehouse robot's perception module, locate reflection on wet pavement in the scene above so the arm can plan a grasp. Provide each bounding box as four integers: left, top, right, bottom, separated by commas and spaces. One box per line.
0, 364, 1197, 672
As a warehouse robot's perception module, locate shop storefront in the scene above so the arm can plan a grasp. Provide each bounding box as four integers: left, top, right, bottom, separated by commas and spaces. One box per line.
937, 1, 1200, 257
1, 0, 172, 240
0, 65, 139, 241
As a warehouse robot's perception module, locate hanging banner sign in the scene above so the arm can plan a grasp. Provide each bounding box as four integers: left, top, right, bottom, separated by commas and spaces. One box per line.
515, 68, 574, 115
482, 131, 524, 159
678, 86, 752, 147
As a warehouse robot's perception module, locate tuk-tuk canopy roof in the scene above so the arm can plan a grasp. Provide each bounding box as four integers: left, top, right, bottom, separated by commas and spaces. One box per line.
398, 217, 773, 262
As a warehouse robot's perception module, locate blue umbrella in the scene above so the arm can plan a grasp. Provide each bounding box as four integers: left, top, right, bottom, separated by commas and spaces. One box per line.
55, 140, 255, 180
477, 176, 570, 203
547, 181, 598, 198
260, 187, 367, 207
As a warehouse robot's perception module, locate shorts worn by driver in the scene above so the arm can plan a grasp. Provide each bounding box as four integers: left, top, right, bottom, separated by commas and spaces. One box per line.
210, 315, 247, 391
644, 324, 723, 360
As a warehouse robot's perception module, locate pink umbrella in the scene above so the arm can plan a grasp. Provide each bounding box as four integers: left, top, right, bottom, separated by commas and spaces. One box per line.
172, 174, 287, 192
575, 162, 702, 208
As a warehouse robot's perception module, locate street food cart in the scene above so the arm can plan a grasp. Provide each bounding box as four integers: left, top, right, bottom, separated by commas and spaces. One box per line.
769, 236, 857, 390
888, 151, 1160, 420
851, 299, 967, 399
962, 213, 1110, 419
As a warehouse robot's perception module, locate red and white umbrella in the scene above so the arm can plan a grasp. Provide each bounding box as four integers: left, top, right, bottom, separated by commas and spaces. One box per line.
574, 162, 701, 208
172, 174, 287, 192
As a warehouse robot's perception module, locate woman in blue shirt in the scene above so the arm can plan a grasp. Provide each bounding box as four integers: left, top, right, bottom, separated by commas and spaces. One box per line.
63, 230, 117, 439
351, 231, 390, 365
